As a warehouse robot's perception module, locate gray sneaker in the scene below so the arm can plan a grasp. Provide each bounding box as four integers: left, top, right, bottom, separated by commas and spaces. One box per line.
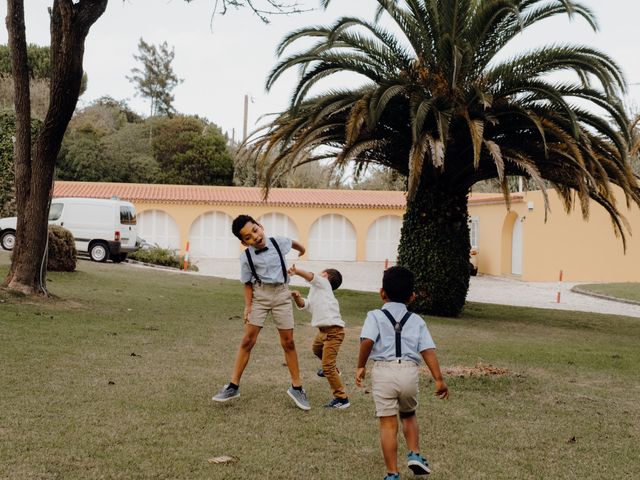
287, 386, 311, 410
212, 384, 240, 402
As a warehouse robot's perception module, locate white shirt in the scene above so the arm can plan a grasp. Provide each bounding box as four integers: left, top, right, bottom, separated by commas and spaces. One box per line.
297, 273, 345, 328
360, 301, 436, 365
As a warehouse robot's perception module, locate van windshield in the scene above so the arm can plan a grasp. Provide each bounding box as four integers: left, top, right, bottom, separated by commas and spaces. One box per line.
120, 206, 137, 225
48, 203, 63, 221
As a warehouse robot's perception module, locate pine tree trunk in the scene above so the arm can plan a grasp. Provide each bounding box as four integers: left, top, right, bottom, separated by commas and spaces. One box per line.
3, 0, 107, 295
397, 180, 471, 317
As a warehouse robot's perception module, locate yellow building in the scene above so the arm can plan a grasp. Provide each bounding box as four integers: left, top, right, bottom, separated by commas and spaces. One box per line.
469, 187, 640, 282
53, 181, 640, 282
53, 181, 406, 263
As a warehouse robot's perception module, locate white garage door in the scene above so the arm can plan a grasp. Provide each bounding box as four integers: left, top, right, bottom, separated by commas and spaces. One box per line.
189, 211, 238, 258
366, 215, 402, 261
137, 210, 180, 251
308, 214, 356, 261
257, 212, 300, 259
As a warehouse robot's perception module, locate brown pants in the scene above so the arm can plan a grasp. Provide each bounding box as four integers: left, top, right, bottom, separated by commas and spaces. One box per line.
312, 326, 347, 399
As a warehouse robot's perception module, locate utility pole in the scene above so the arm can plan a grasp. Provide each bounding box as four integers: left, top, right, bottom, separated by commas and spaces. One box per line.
243, 94, 249, 141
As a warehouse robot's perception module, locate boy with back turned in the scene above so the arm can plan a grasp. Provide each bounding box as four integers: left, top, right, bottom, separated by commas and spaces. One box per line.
356, 266, 449, 479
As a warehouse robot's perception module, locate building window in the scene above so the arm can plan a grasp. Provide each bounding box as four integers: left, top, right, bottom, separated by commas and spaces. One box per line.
468, 216, 479, 249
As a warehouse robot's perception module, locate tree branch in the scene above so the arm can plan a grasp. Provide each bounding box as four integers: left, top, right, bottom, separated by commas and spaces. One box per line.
186, 0, 311, 24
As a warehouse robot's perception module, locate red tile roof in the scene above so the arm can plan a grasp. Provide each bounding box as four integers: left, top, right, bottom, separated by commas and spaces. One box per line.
53, 181, 406, 209
53, 181, 522, 209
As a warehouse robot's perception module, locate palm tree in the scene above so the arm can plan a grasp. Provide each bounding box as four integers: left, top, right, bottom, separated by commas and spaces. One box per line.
245, 0, 640, 316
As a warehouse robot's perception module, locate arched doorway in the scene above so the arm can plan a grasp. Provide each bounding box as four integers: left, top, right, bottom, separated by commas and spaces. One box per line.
308, 214, 357, 261
189, 211, 238, 258
366, 215, 402, 261
137, 209, 180, 250
500, 211, 522, 275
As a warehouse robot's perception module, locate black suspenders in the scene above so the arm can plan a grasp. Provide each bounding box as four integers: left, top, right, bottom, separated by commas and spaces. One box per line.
245, 248, 260, 284
380, 309, 412, 358
270, 238, 288, 283
245, 237, 287, 284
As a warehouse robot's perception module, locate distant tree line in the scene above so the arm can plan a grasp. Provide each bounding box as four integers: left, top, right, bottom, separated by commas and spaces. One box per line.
56, 96, 234, 185
0, 37, 402, 215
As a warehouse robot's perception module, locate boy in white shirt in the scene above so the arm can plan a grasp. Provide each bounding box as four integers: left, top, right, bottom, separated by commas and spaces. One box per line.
289, 264, 350, 409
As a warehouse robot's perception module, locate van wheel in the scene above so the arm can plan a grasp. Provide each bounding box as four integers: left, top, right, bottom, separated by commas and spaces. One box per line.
112, 253, 127, 263
1, 230, 16, 250
89, 242, 109, 262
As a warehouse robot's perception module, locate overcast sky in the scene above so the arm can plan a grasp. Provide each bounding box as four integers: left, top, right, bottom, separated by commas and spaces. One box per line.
1, 0, 639, 140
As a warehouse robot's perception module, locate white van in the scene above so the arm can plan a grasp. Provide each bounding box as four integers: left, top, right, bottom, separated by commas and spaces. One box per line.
0, 197, 138, 263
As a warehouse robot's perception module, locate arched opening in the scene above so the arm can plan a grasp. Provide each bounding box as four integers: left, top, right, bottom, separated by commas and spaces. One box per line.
366, 215, 402, 261
137, 209, 180, 251
308, 214, 357, 261
189, 211, 238, 258
500, 212, 522, 275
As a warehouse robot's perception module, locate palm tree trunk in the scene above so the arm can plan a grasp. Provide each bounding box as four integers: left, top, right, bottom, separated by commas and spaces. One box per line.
397, 181, 470, 317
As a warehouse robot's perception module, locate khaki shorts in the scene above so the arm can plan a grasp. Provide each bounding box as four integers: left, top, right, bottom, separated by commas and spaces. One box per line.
248, 283, 294, 330
371, 360, 419, 417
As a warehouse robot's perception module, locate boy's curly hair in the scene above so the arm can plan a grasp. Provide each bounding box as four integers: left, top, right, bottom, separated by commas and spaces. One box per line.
323, 268, 342, 290
231, 214, 258, 240
382, 266, 414, 303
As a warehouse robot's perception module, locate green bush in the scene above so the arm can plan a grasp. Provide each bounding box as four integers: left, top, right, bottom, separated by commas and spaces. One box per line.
129, 246, 198, 272
47, 225, 77, 272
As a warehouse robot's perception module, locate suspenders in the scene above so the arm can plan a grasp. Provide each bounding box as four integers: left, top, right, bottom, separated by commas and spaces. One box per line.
380, 309, 413, 358
245, 237, 287, 285
271, 239, 287, 283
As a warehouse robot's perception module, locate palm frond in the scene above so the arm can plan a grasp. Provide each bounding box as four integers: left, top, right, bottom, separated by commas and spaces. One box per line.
245, 0, 638, 242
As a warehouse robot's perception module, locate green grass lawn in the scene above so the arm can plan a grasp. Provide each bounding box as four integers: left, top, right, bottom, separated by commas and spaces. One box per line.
577, 282, 640, 303
1, 251, 639, 479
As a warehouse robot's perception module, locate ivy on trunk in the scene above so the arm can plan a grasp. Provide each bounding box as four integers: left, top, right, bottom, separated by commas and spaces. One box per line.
397, 180, 470, 317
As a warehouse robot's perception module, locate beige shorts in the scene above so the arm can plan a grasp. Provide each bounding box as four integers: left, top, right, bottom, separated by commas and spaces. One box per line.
371, 360, 419, 417
248, 283, 294, 330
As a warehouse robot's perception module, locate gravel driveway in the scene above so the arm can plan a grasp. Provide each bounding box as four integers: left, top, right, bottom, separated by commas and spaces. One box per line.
194, 258, 640, 318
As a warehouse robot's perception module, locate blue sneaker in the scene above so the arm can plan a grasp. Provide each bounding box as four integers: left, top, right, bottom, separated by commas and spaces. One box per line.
407, 451, 431, 475
212, 384, 240, 402
323, 397, 350, 409
287, 386, 311, 411
384, 474, 400, 480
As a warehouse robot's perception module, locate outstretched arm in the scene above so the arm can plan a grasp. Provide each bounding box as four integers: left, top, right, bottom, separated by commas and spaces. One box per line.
288, 263, 313, 282
291, 240, 306, 257
421, 348, 449, 399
